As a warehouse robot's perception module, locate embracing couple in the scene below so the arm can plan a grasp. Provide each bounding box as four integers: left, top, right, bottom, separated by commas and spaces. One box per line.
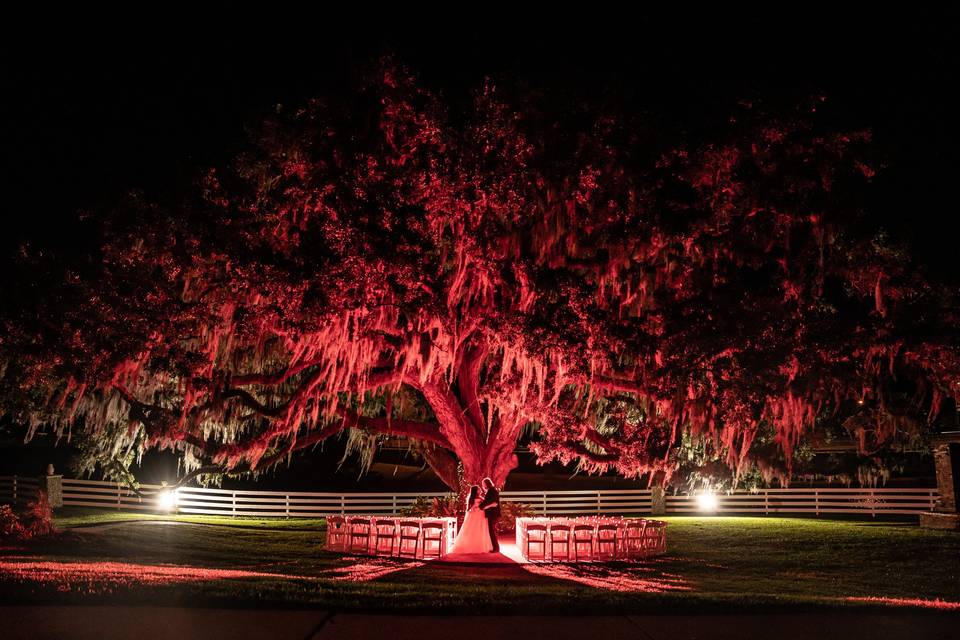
450, 477, 501, 554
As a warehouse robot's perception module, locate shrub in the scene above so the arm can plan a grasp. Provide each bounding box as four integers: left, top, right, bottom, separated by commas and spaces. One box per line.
399, 495, 460, 518
23, 491, 55, 538
400, 496, 536, 533
0, 491, 56, 542
496, 501, 535, 533
398, 496, 534, 533
0, 504, 20, 539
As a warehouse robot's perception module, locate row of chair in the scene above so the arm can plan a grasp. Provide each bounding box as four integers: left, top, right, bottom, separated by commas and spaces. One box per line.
519, 519, 666, 562
326, 516, 449, 559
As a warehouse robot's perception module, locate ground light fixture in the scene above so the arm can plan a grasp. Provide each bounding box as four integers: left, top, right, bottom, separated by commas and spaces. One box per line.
157, 487, 179, 512
697, 492, 718, 513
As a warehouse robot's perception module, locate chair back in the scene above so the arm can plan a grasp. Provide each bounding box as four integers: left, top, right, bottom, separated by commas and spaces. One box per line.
375, 519, 397, 534
349, 518, 371, 533
399, 520, 421, 535
644, 521, 665, 538
573, 524, 593, 539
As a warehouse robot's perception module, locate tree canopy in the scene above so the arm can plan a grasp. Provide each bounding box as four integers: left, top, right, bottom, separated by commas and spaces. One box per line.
2, 61, 958, 491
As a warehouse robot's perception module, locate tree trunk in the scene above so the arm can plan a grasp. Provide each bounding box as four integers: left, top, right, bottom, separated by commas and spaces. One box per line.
457, 445, 518, 490
411, 341, 521, 492
422, 436, 518, 491
417, 385, 519, 491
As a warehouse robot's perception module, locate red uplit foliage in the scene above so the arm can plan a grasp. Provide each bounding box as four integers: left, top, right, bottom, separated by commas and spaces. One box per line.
2, 60, 958, 490
0, 506, 19, 540
0, 559, 313, 594
0, 492, 55, 542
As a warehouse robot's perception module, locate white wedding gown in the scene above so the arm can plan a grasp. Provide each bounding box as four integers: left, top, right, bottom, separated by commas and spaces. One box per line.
451, 498, 494, 553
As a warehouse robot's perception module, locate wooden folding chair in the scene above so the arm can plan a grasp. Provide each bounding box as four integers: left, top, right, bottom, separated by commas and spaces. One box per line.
398, 520, 422, 558
572, 524, 595, 561
549, 524, 571, 562
374, 519, 398, 556
348, 518, 372, 554
524, 523, 547, 561
326, 515, 347, 551
422, 522, 444, 559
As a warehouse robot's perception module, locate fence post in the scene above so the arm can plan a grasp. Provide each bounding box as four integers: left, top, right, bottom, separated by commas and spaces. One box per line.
596, 491, 601, 515
39, 467, 63, 508
12, 476, 17, 505
650, 487, 666, 515
392, 495, 397, 515
870, 489, 876, 518
542, 492, 547, 516
285, 494, 290, 518
815, 490, 820, 517
117, 483, 122, 510
340, 495, 345, 516
764, 491, 769, 516
232, 491, 237, 518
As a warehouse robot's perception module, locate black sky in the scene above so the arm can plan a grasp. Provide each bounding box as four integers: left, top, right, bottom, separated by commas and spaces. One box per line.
2, 6, 959, 275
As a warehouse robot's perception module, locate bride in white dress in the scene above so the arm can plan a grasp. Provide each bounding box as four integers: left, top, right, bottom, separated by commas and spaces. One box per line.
450, 485, 494, 554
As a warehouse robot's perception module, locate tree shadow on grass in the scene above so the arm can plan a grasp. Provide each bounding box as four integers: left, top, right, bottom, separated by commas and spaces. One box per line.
371, 557, 692, 594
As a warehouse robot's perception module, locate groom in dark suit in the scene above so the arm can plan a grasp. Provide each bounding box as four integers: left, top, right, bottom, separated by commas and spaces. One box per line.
479, 477, 501, 552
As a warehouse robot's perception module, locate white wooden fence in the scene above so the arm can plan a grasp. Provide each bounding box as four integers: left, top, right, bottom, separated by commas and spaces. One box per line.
0, 476, 939, 518
502, 489, 653, 516
666, 487, 939, 516
0, 475, 39, 506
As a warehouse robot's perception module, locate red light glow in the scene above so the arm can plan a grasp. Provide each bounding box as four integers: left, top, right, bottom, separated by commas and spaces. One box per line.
521, 562, 691, 593
325, 558, 424, 582
0, 559, 312, 593
844, 596, 960, 611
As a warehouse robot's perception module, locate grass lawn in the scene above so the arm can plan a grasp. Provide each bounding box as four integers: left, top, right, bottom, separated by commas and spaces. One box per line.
53, 507, 328, 531
0, 510, 957, 613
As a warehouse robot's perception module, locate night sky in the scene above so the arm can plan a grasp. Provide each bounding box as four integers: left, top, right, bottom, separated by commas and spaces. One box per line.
3, 7, 958, 275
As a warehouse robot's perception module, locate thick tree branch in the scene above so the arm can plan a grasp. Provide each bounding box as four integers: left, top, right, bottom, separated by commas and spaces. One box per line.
255, 421, 350, 469
229, 359, 324, 386
420, 445, 461, 490
583, 426, 623, 457
112, 384, 208, 451
567, 441, 619, 463
219, 367, 405, 419
219, 387, 286, 417
166, 421, 351, 487
455, 337, 488, 435
417, 380, 484, 464
591, 376, 643, 395
334, 406, 453, 449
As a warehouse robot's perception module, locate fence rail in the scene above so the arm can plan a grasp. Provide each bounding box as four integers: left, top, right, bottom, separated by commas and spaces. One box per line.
0, 475, 39, 506
665, 487, 939, 516
0, 476, 939, 518
501, 489, 653, 516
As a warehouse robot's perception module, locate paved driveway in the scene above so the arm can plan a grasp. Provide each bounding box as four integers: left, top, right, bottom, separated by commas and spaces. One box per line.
3, 607, 958, 640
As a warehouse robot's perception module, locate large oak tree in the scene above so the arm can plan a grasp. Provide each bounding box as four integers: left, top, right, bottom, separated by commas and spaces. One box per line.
3, 62, 958, 491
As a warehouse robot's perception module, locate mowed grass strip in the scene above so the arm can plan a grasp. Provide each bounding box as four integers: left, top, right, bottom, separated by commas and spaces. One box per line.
54, 507, 328, 530
0, 512, 956, 613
